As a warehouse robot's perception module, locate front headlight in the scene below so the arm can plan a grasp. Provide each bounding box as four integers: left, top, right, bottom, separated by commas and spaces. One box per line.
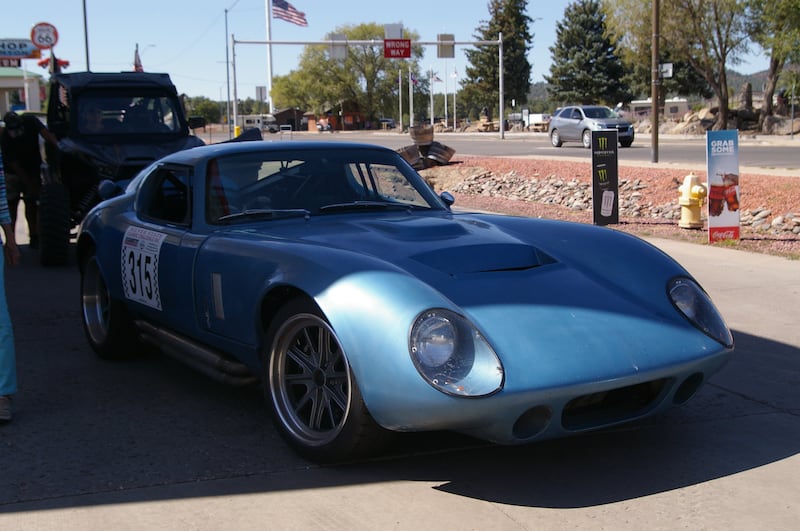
668, 277, 734, 348
409, 309, 504, 397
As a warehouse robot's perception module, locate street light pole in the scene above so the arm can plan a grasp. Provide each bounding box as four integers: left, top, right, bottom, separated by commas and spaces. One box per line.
83, 0, 91, 70
225, 8, 233, 139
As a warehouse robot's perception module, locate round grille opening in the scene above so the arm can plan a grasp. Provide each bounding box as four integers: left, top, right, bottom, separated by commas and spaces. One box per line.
512, 406, 552, 440
674, 373, 704, 405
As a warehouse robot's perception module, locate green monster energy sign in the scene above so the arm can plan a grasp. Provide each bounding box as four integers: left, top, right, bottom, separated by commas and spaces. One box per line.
591, 130, 619, 225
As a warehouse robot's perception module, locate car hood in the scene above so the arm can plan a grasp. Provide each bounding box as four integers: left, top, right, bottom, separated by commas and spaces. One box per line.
239, 210, 688, 313
270, 212, 557, 274
59, 135, 204, 174
588, 117, 631, 127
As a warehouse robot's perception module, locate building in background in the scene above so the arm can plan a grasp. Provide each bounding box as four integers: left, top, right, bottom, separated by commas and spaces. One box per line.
0, 67, 45, 116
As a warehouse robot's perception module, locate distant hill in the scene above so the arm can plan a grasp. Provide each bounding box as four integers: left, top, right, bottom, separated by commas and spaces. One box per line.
525, 69, 772, 112
727, 69, 769, 93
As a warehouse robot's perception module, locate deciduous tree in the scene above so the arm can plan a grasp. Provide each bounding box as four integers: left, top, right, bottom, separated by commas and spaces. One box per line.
664, 0, 751, 130
746, 0, 800, 125
270, 23, 423, 125
603, 0, 713, 100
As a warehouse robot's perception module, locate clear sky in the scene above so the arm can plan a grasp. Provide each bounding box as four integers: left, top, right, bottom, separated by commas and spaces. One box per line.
2, 0, 770, 101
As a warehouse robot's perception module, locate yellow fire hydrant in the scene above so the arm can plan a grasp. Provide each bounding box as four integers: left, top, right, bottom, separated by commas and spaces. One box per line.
678, 172, 707, 229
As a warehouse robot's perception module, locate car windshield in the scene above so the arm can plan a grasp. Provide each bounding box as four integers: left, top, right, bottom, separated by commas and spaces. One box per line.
205, 148, 446, 224
78, 93, 182, 135
583, 107, 618, 119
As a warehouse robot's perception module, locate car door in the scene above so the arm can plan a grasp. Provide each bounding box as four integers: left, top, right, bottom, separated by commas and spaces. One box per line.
123, 163, 200, 335
561, 107, 584, 141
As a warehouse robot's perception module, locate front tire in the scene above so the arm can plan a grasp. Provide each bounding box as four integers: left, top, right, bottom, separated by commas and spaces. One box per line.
264, 298, 389, 462
81, 252, 139, 359
620, 138, 634, 148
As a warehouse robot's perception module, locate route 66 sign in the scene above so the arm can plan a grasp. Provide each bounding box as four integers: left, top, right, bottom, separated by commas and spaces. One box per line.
30, 22, 59, 50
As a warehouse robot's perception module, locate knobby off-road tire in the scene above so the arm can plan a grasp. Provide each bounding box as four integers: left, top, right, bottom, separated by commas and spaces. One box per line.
38, 182, 72, 267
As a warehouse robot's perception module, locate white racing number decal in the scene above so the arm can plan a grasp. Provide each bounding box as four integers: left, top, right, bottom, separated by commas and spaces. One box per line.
121, 226, 167, 310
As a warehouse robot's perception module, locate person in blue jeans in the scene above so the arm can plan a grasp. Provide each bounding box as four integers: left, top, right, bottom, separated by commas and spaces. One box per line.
0, 150, 20, 422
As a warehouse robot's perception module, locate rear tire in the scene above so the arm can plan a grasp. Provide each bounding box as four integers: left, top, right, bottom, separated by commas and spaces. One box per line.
264, 297, 390, 462
38, 182, 72, 267
81, 252, 139, 359
582, 129, 592, 149
550, 129, 563, 147
620, 138, 634, 148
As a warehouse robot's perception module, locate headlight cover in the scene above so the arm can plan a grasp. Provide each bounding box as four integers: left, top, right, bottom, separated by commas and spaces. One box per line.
668, 277, 734, 348
409, 309, 504, 397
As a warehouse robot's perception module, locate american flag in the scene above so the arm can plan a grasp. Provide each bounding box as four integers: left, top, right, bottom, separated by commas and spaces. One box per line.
273, 0, 308, 27
133, 44, 143, 72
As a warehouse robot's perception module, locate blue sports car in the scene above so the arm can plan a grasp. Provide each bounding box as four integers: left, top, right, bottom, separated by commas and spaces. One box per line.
78, 141, 733, 462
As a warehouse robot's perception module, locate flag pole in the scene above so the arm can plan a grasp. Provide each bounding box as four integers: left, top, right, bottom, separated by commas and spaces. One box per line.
232, 33, 239, 132
429, 67, 434, 127
398, 68, 403, 132
453, 68, 458, 131
408, 68, 414, 127
265, 0, 274, 113
444, 59, 448, 129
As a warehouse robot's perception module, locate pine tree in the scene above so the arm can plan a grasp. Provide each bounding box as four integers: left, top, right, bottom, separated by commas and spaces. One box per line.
546, 0, 629, 105
462, 0, 533, 118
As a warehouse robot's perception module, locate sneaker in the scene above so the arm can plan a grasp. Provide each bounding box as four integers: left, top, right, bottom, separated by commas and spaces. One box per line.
0, 395, 11, 422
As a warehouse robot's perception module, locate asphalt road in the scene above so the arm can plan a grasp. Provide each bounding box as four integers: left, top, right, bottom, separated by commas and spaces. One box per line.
0, 227, 798, 526
260, 129, 800, 176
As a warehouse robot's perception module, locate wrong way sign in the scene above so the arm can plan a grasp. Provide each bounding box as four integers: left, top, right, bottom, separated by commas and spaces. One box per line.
384, 39, 411, 58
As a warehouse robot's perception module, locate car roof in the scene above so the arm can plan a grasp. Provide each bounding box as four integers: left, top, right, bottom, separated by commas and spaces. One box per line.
158, 140, 398, 166
52, 71, 178, 91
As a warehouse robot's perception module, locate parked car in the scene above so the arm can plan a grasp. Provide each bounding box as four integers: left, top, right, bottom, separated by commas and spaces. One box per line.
40, 71, 206, 266
78, 141, 733, 462
548, 105, 635, 148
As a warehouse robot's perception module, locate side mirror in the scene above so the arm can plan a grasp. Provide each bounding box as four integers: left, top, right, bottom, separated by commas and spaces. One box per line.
439, 191, 455, 208
97, 179, 123, 201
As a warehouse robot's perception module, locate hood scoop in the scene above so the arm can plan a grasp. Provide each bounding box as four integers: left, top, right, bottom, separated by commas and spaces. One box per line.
411, 243, 557, 275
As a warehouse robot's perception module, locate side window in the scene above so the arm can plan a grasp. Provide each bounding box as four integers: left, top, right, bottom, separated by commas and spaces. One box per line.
346, 163, 428, 206
138, 166, 191, 225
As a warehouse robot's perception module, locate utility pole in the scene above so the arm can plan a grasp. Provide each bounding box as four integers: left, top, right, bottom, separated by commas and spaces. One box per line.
651, 0, 660, 163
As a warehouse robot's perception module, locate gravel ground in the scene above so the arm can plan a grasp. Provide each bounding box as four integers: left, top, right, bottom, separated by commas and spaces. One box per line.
420, 155, 800, 260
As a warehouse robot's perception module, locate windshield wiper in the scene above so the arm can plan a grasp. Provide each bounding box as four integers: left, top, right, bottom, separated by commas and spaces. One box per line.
217, 208, 310, 223
318, 200, 418, 213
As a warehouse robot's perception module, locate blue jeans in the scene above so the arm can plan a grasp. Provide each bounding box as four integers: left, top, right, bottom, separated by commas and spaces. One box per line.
0, 249, 16, 396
